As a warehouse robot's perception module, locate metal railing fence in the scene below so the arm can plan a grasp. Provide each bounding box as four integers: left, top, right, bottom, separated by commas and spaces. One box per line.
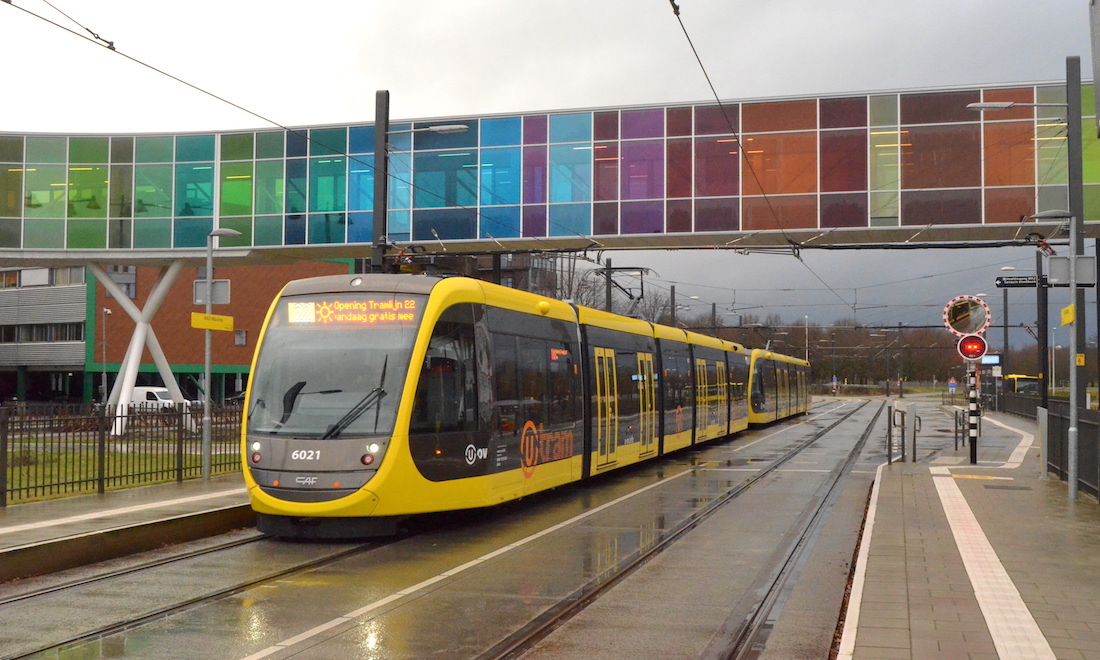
0, 403, 242, 506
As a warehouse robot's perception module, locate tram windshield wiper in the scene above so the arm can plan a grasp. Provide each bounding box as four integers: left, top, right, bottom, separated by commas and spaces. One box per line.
275, 382, 343, 428
321, 356, 388, 440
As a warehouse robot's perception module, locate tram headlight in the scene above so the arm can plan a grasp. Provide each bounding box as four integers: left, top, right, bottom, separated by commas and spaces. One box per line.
250, 442, 262, 452
367, 442, 380, 453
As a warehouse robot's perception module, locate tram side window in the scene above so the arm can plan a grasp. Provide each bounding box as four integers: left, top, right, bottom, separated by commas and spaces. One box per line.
730, 356, 748, 402
410, 318, 479, 433
517, 336, 549, 428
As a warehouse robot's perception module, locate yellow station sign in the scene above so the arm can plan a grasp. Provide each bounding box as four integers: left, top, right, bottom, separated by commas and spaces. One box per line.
191, 312, 234, 332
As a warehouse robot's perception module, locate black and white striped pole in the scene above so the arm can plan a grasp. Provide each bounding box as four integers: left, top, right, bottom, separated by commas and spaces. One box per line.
958, 334, 989, 465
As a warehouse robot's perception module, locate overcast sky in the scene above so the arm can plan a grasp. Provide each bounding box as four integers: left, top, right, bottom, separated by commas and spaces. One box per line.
1, 0, 1095, 346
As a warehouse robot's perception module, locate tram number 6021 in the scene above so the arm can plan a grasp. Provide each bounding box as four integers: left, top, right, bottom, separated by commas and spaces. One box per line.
291, 450, 321, 460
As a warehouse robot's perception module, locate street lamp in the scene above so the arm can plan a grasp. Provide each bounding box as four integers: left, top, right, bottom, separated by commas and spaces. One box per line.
371, 90, 469, 273
101, 307, 111, 402
202, 227, 242, 481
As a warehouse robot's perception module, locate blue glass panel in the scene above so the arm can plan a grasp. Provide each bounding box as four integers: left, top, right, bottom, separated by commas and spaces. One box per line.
548, 203, 592, 237
173, 217, 212, 248
174, 164, 215, 216
285, 159, 307, 215
414, 120, 477, 150
549, 113, 592, 143
310, 128, 346, 156
388, 151, 411, 209
286, 130, 309, 157
284, 213, 306, 244
349, 126, 376, 154
481, 147, 521, 205
413, 150, 477, 208
346, 211, 373, 243
549, 145, 592, 203
387, 209, 410, 242
481, 117, 522, 147
308, 212, 346, 243
412, 208, 476, 241
254, 215, 283, 245
480, 206, 521, 238
309, 156, 346, 212
388, 124, 412, 152
133, 219, 172, 248
348, 155, 374, 211
175, 135, 215, 162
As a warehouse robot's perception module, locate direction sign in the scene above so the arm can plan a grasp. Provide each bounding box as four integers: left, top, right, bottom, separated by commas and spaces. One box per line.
995, 275, 1039, 288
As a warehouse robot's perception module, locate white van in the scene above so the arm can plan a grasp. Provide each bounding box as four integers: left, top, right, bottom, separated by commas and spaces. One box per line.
130, 386, 175, 410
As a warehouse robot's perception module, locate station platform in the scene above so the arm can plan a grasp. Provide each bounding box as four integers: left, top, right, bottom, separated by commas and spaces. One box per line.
841, 400, 1100, 659
0, 473, 252, 582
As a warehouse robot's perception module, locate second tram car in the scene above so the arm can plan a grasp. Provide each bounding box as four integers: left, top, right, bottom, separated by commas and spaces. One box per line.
242, 274, 809, 537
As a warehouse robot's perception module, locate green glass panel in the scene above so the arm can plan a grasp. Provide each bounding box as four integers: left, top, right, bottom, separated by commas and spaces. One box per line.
1037, 185, 1068, 213
69, 137, 109, 164
869, 191, 899, 224
174, 164, 215, 216
256, 132, 284, 159
111, 137, 134, 163
174, 217, 212, 247
869, 132, 899, 192
1037, 123, 1068, 185
255, 160, 284, 215
176, 135, 215, 162
1082, 118, 1100, 184
108, 218, 131, 249
222, 133, 254, 161
67, 218, 106, 248
1083, 84, 1096, 120
219, 217, 252, 246
253, 215, 282, 245
68, 166, 108, 218
0, 218, 20, 247
309, 157, 346, 212
310, 128, 346, 156
0, 168, 22, 216
1035, 85, 1066, 120
136, 137, 173, 163
109, 164, 134, 218
869, 95, 898, 127
134, 165, 173, 217
24, 219, 64, 248
220, 161, 253, 216
26, 137, 66, 163
24, 165, 67, 218
0, 136, 23, 163
1084, 184, 1100, 223
133, 218, 171, 248
308, 212, 345, 243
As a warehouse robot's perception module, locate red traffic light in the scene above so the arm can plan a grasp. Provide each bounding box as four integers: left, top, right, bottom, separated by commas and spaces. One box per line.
957, 334, 988, 361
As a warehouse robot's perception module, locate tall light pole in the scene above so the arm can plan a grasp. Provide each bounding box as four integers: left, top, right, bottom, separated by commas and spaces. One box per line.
101, 307, 111, 402
203, 227, 242, 480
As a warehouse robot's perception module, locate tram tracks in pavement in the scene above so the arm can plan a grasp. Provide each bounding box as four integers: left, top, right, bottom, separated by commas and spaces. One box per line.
485, 398, 879, 660
1, 532, 386, 660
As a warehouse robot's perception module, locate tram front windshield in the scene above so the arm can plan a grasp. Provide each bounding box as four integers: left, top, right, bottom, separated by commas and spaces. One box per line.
247, 292, 426, 438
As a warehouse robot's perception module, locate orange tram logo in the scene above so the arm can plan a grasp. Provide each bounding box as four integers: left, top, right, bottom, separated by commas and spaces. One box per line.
520, 421, 574, 479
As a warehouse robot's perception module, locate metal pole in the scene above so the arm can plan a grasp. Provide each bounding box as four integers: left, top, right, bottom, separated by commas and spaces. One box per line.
371, 90, 391, 273
670, 285, 676, 327
1067, 56, 1084, 501
604, 258, 612, 312
968, 361, 979, 465
1038, 250, 1049, 409
1002, 286, 1009, 376
101, 307, 110, 402
1069, 211, 1080, 501
202, 236, 213, 480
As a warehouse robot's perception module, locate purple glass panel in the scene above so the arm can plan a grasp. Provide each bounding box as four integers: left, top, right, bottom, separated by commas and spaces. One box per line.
523, 115, 547, 144
621, 109, 664, 139
667, 139, 692, 198
900, 189, 981, 225
594, 202, 618, 234
820, 130, 867, 192
594, 142, 619, 201
694, 197, 738, 231
667, 199, 692, 232
820, 97, 867, 129
695, 105, 738, 135
522, 205, 547, 236
902, 124, 980, 189
523, 145, 547, 204
621, 201, 663, 234
742, 196, 816, 231
821, 193, 868, 228
899, 90, 980, 124
695, 137, 739, 197
620, 140, 663, 200
667, 107, 692, 137
594, 112, 619, 141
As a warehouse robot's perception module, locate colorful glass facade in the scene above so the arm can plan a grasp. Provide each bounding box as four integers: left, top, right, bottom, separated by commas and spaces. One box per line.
1, 83, 1098, 253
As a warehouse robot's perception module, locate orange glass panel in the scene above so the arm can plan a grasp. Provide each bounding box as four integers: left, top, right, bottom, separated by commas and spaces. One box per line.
742, 195, 816, 231
901, 124, 980, 189
982, 88, 1035, 121
741, 132, 817, 196
742, 100, 815, 133
985, 187, 1035, 223
983, 122, 1035, 187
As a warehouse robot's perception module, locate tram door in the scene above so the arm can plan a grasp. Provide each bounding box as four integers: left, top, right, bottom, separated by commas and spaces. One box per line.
594, 347, 618, 467
694, 358, 707, 441
637, 352, 657, 456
